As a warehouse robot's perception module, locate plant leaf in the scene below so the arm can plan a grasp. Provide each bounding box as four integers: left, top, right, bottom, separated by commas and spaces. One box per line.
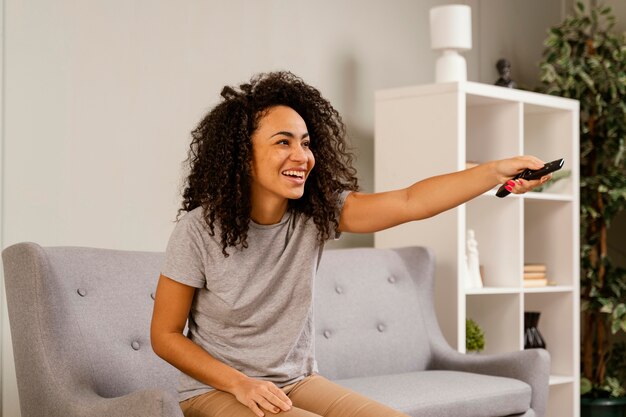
581, 377, 593, 395
601, 300, 614, 313
612, 320, 621, 334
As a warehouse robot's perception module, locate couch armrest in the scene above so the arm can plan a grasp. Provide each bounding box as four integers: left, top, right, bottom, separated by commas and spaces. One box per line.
432, 347, 550, 417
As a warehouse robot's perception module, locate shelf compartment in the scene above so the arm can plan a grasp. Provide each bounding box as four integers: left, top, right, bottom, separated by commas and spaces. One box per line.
467, 196, 522, 288
524, 199, 574, 287
466, 102, 522, 164
524, 292, 575, 378
546, 383, 575, 417
523, 106, 575, 197
466, 293, 522, 354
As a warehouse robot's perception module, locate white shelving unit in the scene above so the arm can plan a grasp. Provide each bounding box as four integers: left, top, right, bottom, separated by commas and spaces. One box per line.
374, 81, 580, 417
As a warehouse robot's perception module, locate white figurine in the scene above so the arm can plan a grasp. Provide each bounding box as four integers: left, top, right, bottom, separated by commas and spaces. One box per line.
466, 229, 483, 289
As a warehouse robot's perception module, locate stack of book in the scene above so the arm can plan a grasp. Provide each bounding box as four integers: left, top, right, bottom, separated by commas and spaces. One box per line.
524, 264, 547, 287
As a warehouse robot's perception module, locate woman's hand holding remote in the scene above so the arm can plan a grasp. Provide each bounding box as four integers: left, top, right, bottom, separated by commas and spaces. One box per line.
493, 156, 553, 195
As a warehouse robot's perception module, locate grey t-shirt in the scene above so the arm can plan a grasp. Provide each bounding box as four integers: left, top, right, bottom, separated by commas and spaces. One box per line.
161, 192, 350, 402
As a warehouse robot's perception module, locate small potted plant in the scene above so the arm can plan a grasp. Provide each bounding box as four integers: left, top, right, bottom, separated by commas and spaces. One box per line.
466, 318, 485, 353
538, 2, 626, 415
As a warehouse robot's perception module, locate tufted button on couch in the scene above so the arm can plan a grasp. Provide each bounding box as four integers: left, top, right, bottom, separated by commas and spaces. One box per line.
2, 243, 549, 417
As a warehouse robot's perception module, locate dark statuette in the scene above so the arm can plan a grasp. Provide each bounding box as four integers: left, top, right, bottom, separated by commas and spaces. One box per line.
495, 58, 516, 88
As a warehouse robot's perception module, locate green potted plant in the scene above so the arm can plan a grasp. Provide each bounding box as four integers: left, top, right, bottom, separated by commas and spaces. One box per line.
466, 318, 485, 353
538, 2, 626, 415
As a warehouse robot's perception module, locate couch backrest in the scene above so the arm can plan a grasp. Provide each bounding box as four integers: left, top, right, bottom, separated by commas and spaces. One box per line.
314, 246, 438, 380
2, 243, 179, 414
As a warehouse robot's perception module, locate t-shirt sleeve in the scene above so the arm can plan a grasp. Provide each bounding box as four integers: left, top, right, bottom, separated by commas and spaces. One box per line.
161, 212, 206, 288
333, 190, 352, 240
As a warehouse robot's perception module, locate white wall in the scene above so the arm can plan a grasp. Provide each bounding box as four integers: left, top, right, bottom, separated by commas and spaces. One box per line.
0, 0, 585, 415
477, 0, 568, 88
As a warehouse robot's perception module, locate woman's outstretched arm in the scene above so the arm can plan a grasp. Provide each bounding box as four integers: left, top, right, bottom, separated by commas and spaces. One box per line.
338, 156, 550, 234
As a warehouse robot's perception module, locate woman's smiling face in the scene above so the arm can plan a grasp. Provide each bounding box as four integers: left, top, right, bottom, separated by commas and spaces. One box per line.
249, 105, 315, 205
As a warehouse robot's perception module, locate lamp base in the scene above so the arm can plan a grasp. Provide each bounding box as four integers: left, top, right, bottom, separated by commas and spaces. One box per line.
435, 50, 467, 83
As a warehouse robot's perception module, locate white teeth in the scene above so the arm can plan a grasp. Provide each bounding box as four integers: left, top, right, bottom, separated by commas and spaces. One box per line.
283, 170, 305, 178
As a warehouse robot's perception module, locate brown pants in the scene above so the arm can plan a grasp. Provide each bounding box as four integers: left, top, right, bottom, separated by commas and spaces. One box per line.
180, 374, 409, 417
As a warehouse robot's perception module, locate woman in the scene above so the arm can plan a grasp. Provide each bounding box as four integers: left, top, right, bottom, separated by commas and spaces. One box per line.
150, 71, 550, 417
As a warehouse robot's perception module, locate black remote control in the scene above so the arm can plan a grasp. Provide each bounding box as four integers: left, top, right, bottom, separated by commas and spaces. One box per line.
496, 158, 564, 198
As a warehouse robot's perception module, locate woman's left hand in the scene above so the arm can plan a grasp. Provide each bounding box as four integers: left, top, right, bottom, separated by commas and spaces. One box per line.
494, 156, 553, 195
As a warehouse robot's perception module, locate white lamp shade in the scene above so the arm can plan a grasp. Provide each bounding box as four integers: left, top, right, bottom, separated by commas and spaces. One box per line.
430, 5, 472, 50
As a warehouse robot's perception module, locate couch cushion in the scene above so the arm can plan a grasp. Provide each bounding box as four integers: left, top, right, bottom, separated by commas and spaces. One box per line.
315, 247, 435, 380
334, 370, 531, 417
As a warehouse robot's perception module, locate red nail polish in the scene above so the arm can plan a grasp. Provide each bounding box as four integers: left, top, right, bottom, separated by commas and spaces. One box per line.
505, 185, 513, 192
507, 180, 515, 186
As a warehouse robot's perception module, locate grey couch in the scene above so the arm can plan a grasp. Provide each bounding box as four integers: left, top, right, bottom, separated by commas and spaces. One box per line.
2, 242, 549, 417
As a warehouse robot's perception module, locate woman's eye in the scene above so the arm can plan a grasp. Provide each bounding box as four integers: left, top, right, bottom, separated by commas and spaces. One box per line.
277, 139, 289, 145
303, 141, 311, 148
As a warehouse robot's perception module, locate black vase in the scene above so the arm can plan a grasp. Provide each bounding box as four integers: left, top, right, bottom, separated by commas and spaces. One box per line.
524, 311, 546, 349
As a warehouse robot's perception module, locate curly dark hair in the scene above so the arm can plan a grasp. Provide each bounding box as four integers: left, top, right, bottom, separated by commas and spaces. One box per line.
178, 71, 359, 256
